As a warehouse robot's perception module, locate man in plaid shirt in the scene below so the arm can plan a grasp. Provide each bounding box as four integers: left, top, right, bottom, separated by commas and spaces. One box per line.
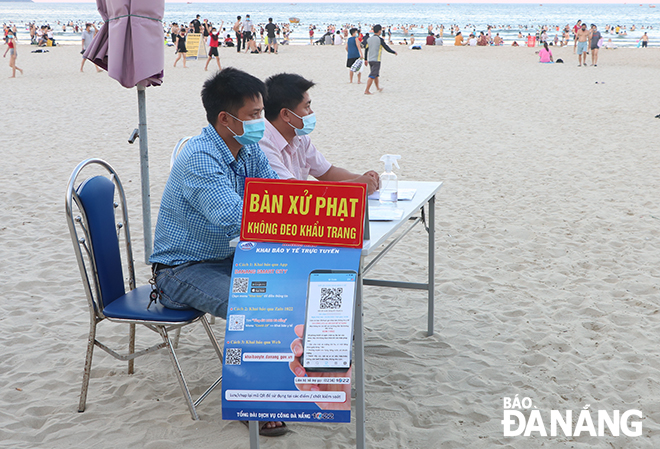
150, 67, 278, 319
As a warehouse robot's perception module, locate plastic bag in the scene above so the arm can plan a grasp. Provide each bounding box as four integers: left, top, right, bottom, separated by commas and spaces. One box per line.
350, 58, 363, 72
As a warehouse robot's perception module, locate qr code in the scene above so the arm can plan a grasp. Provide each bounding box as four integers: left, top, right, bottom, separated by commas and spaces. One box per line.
320, 287, 343, 310
228, 315, 245, 331
225, 348, 242, 365
232, 277, 249, 293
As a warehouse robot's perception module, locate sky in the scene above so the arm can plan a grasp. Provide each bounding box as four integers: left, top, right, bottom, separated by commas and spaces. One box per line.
31, 0, 635, 4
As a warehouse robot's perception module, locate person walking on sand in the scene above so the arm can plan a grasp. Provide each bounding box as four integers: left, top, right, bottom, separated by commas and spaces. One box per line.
80, 23, 101, 72
575, 23, 590, 67
345, 28, 364, 84
3, 31, 23, 77
589, 24, 601, 66
204, 27, 221, 71
364, 24, 397, 95
641, 32, 649, 48
173, 29, 188, 67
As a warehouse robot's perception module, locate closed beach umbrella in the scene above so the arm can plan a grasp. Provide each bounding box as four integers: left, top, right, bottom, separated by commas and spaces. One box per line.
84, 0, 165, 263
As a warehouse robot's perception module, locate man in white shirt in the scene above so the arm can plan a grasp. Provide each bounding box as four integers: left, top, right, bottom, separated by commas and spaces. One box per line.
242, 14, 253, 50
259, 73, 379, 193
80, 23, 101, 72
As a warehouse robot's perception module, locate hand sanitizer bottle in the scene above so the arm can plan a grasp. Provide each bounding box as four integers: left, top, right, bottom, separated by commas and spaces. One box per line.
379, 155, 401, 206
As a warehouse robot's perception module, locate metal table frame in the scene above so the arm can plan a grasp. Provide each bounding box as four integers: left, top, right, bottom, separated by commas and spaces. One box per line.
354, 181, 442, 449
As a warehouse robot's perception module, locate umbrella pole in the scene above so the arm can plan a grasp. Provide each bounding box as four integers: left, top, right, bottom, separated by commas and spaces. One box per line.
137, 85, 153, 265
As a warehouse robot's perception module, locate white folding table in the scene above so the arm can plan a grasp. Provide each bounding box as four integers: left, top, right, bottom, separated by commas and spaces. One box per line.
233, 180, 443, 448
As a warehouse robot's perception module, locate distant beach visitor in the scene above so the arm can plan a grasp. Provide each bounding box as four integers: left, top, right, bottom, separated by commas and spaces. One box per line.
575, 23, 590, 67
233, 16, 242, 52
265, 18, 278, 54
346, 28, 364, 84
80, 23, 101, 72
3, 31, 23, 77
204, 27, 221, 71
364, 24, 397, 95
590, 24, 601, 66
173, 29, 187, 68
539, 42, 553, 63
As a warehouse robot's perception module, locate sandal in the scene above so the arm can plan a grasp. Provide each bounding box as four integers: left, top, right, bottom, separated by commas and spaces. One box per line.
241, 420, 289, 437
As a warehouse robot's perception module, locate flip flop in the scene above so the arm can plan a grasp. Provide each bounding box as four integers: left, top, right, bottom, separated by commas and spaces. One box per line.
241, 420, 290, 437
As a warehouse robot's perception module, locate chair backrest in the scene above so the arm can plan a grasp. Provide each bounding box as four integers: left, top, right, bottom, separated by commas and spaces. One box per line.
171, 136, 192, 169
77, 176, 126, 307
66, 159, 136, 315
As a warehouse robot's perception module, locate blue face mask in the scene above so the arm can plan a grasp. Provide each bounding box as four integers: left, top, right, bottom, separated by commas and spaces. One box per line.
226, 113, 265, 146
287, 110, 316, 136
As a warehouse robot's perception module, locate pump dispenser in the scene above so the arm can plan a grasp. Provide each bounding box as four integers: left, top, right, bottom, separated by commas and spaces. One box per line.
379, 154, 401, 206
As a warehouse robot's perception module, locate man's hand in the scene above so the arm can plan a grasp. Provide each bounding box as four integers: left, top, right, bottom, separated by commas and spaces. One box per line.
353, 170, 379, 194
289, 324, 352, 410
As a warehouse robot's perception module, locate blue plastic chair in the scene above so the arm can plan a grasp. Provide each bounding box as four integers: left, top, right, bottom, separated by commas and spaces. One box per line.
65, 158, 222, 420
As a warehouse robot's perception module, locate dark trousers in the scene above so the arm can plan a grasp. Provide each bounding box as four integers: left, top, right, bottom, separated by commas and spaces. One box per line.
242, 31, 252, 49
236, 32, 242, 52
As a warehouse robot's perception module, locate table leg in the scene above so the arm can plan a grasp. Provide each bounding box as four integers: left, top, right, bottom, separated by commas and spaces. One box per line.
355, 258, 366, 449
249, 420, 260, 448
428, 195, 435, 337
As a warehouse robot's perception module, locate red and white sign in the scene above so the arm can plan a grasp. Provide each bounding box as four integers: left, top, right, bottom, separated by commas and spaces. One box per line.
240, 179, 366, 248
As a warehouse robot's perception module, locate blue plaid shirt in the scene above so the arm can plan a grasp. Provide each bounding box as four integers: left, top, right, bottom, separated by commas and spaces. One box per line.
150, 124, 278, 265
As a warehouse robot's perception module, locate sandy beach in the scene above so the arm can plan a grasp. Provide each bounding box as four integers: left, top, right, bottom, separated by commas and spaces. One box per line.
2, 42, 660, 448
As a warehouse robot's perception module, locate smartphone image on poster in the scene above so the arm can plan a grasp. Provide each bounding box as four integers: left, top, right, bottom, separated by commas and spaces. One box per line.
302, 270, 358, 372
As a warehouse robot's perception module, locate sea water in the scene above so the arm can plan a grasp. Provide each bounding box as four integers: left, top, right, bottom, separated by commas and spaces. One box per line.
1, 2, 659, 47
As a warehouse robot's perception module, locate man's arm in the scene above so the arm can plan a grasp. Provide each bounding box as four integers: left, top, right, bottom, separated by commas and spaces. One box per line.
379, 36, 397, 55
316, 166, 379, 194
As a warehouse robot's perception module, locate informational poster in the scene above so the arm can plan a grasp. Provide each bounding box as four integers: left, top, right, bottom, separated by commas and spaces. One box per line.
222, 241, 361, 423
185, 33, 202, 60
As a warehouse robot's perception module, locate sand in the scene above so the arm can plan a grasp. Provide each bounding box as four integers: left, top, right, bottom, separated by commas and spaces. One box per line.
2, 41, 660, 448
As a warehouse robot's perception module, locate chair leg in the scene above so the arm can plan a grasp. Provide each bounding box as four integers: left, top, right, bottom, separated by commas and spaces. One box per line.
156, 325, 199, 420
201, 316, 223, 362
79, 320, 97, 412
128, 323, 136, 374
172, 327, 181, 349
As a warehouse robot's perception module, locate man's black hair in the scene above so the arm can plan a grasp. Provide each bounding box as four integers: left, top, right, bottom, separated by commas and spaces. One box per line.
268, 18, 273, 22
264, 73, 315, 122
201, 67, 266, 125
237, 15, 241, 20
373, 24, 382, 34
350, 27, 358, 35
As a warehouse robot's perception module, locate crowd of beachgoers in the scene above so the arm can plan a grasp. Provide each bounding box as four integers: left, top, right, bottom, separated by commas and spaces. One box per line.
2, 16, 655, 49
